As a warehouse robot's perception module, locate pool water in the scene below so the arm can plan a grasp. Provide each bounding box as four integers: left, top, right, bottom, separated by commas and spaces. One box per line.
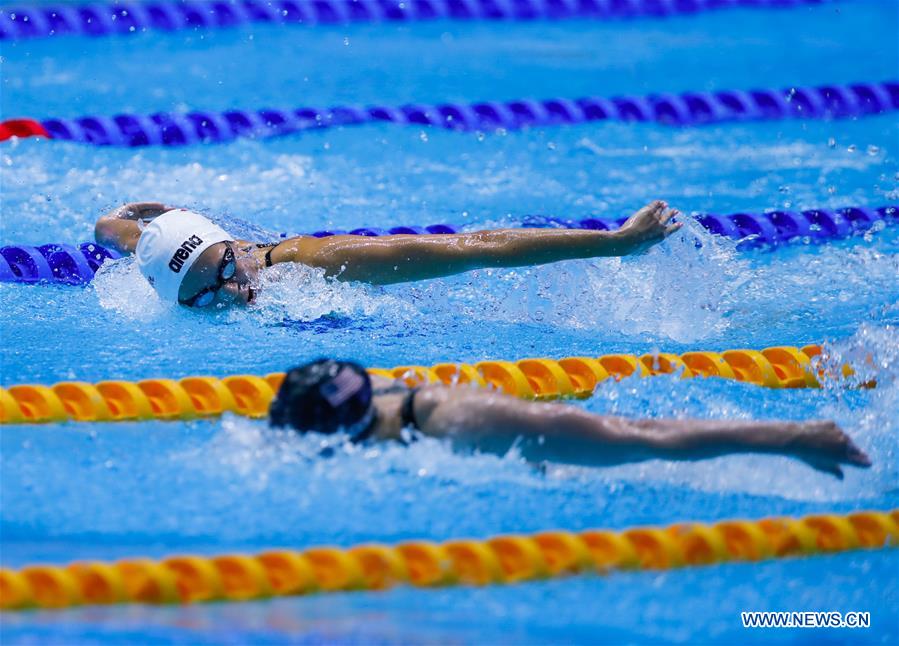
2, 0, 899, 643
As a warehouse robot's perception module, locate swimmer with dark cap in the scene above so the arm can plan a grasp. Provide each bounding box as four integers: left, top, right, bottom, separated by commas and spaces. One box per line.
95, 201, 681, 308
268, 359, 872, 479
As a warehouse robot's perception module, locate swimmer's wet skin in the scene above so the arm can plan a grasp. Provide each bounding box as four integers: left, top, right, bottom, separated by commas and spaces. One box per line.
269, 360, 871, 479
94, 200, 681, 308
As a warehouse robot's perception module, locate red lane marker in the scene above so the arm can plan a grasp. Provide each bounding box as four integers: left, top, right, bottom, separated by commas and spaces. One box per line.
0, 119, 50, 142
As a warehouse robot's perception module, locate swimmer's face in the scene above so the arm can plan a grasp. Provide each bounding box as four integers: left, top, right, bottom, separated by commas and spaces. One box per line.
178, 242, 259, 308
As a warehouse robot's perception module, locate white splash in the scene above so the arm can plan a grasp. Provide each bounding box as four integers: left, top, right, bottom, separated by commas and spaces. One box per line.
92, 256, 168, 320
406, 220, 746, 343
236, 262, 415, 322
91, 253, 413, 324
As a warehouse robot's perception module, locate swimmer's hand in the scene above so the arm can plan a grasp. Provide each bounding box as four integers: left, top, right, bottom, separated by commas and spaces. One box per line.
790, 421, 871, 479
615, 200, 681, 253
95, 202, 178, 253
114, 202, 173, 220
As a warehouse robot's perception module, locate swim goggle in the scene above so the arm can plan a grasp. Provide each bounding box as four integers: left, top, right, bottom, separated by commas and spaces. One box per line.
179, 242, 237, 308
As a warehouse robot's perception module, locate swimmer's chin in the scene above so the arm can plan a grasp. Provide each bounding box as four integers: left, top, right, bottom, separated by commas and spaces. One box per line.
227, 285, 257, 308
237, 283, 261, 307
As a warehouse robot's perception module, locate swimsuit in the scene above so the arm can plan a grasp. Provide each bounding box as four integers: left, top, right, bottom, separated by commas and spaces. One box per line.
254, 242, 279, 267
400, 388, 421, 431
371, 385, 423, 435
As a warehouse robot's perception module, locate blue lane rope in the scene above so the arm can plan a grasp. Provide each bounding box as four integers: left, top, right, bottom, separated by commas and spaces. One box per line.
0, 0, 837, 41
0, 243, 121, 285
4, 80, 896, 148
2, 204, 894, 285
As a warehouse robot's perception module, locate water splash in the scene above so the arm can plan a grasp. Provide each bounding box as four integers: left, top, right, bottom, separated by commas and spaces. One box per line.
402, 221, 745, 343
244, 263, 415, 323
576, 324, 899, 501
91, 253, 414, 326
92, 256, 169, 320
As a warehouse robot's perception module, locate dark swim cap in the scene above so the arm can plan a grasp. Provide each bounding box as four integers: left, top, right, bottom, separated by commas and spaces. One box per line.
268, 359, 376, 441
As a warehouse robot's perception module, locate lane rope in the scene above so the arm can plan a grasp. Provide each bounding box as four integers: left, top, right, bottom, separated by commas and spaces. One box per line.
1, 508, 895, 611
2, 204, 895, 285
0, 242, 119, 285
1, 344, 859, 425
2, 80, 895, 147
0, 0, 837, 41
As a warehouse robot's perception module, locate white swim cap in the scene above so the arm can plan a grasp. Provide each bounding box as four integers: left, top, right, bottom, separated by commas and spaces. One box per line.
135, 209, 232, 303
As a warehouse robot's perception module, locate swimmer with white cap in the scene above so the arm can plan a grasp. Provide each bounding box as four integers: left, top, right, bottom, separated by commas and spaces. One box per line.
95, 201, 681, 308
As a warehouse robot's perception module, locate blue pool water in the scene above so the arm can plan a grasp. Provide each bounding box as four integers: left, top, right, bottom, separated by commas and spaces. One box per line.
2, 0, 899, 642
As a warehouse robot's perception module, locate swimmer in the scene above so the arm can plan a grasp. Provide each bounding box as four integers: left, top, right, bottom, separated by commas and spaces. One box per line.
94, 201, 681, 308
268, 359, 872, 479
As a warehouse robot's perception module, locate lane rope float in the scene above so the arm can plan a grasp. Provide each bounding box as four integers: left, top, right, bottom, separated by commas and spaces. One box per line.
2, 204, 895, 285
1, 509, 895, 611
0, 0, 839, 41
2, 80, 895, 147
1, 344, 859, 425
0, 243, 120, 285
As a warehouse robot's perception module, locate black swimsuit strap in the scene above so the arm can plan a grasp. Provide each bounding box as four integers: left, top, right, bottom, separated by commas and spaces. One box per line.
371, 384, 421, 434
400, 388, 421, 431
251, 242, 279, 267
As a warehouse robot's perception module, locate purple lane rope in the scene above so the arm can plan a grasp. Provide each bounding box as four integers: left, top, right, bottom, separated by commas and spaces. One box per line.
3, 80, 896, 148
2, 204, 895, 285
1, 0, 837, 41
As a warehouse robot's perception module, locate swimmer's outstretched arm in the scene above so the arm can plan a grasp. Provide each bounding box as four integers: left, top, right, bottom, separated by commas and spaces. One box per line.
95, 202, 174, 253
95, 200, 678, 284
274, 201, 681, 284
423, 390, 870, 478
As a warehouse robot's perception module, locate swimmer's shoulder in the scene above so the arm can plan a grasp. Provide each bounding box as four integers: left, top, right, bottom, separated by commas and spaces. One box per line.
240, 237, 301, 266
251, 235, 330, 267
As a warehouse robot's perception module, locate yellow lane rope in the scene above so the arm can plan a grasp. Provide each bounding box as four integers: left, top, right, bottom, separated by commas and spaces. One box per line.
1, 509, 894, 611
1, 345, 851, 425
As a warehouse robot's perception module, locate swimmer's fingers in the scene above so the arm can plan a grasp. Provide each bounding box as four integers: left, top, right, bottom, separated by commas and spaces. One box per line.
142, 202, 177, 215
799, 453, 845, 479
794, 421, 871, 477
120, 202, 173, 220
835, 430, 871, 467
659, 208, 680, 237
623, 201, 664, 226
128, 201, 168, 212
845, 441, 872, 467
802, 421, 871, 469
659, 208, 679, 225
650, 202, 668, 222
